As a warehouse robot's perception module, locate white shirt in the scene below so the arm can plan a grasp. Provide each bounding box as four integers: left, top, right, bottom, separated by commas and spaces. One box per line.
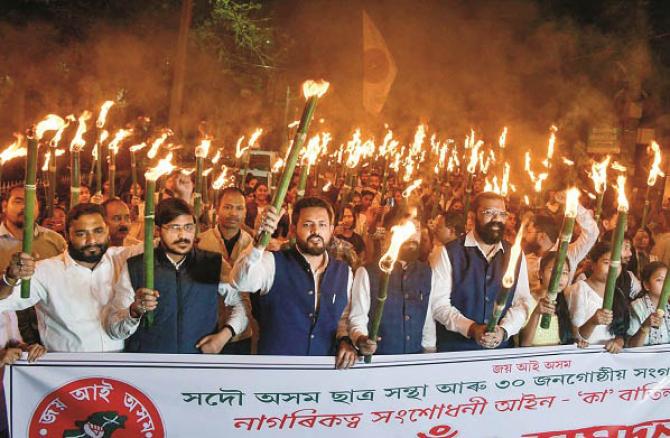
566, 280, 613, 345
230, 246, 352, 339
0, 312, 21, 348
527, 203, 600, 293
0, 247, 133, 352
431, 231, 533, 338
348, 265, 438, 352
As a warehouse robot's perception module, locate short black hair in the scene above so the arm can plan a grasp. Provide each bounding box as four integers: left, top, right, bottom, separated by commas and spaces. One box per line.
3, 184, 25, 203
589, 241, 612, 263
292, 196, 334, 226
471, 192, 505, 213
533, 214, 559, 243
442, 211, 465, 236
155, 197, 194, 227
66, 203, 105, 229
101, 198, 129, 216
217, 186, 246, 204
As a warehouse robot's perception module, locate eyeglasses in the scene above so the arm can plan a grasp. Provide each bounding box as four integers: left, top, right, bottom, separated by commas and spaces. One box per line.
162, 223, 196, 233
479, 209, 509, 220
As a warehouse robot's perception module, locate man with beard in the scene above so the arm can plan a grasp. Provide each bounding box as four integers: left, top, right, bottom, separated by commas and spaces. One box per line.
106, 198, 247, 354
0, 185, 67, 345
431, 192, 532, 351
523, 191, 598, 294
103, 198, 142, 247
0, 203, 132, 352
349, 217, 440, 355
231, 197, 357, 369
197, 187, 255, 354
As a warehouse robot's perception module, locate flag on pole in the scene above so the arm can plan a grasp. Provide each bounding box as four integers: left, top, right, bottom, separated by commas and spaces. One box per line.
362, 10, 397, 114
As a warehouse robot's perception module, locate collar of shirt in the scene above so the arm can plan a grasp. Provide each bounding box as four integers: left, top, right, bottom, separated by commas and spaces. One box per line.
158, 247, 190, 270
294, 244, 330, 275
0, 222, 42, 240
464, 230, 505, 262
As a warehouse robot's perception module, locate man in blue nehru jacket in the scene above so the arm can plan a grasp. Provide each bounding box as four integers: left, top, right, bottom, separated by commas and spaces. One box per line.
348, 216, 441, 354
230, 196, 357, 369
432, 192, 532, 351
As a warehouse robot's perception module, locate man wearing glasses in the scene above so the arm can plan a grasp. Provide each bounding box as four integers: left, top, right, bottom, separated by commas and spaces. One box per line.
106, 197, 247, 354
431, 192, 532, 351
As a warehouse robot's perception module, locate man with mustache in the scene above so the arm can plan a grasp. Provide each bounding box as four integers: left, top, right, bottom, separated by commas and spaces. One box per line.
431, 192, 532, 351
103, 198, 142, 247
106, 198, 247, 354
197, 187, 255, 354
0, 185, 67, 345
231, 197, 357, 369
0, 203, 132, 352
349, 217, 440, 355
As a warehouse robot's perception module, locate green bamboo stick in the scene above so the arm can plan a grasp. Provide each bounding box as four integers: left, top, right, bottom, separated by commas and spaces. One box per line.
131, 150, 138, 195
143, 178, 157, 326
364, 272, 389, 364
641, 185, 651, 230
95, 143, 102, 195
603, 208, 627, 310
109, 149, 116, 199
594, 192, 604, 225
297, 164, 308, 200
21, 134, 39, 298
194, 155, 204, 221
47, 145, 57, 217
256, 80, 329, 248
70, 150, 80, 208
540, 191, 579, 328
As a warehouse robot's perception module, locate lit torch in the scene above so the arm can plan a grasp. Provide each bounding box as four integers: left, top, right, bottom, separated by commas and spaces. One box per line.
540, 188, 580, 328
602, 175, 629, 311
107, 129, 132, 199
641, 141, 664, 229
589, 156, 611, 224
0, 136, 27, 187
464, 138, 482, 221
129, 143, 147, 196
143, 152, 176, 325
486, 218, 528, 332
22, 115, 66, 298
194, 137, 211, 223
69, 111, 92, 207
364, 219, 417, 363
256, 80, 330, 249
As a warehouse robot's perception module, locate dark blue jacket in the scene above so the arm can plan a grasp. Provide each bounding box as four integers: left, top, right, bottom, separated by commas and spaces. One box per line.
125, 248, 221, 353
253, 247, 349, 355
366, 260, 432, 354
436, 236, 520, 352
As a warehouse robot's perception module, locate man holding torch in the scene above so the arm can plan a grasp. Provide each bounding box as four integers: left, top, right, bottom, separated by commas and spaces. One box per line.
105, 198, 247, 354
348, 215, 440, 356
432, 192, 532, 351
230, 196, 357, 369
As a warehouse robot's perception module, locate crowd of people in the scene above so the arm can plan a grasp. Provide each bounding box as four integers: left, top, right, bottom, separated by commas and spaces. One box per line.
0, 163, 668, 433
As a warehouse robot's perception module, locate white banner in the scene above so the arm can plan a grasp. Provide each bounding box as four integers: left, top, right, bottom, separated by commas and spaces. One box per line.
6, 345, 670, 437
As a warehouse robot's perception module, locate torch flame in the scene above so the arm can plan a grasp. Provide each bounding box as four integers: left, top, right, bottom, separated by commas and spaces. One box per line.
565, 187, 580, 218
92, 130, 109, 161
51, 114, 75, 147
129, 143, 147, 153
211, 149, 222, 164
562, 157, 575, 166
272, 158, 285, 173
0, 137, 26, 163
611, 161, 627, 172
202, 167, 214, 177
499, 126, 508, 149
147, 130, 172, 159
502, 218, 528, 288
501, 162, 510, 197
322, 181, 332, 192
589, 156, 611, 194
195, 138, 212, 158
302, 80, 330, 99
145, 152, 175, 181
402, 179, 422, 198
96, 100, 115, 128
212, 167, 231, 190
378, 220, 417, 274
466, 140, 482, 174
615, 175, 629, 212
69, 111, 92, 152
42, 151, 51, 172
35, 114, 66, 140
647, 141, 664, 186
107, 129, 132, 153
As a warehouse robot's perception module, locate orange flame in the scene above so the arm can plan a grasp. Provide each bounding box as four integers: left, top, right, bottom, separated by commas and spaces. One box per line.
96, 100, 115, 129
195, 138, 212, 158
379, 220, 417, 273
108, 129, 132, 153
565, 187, 581, 218
129, 143, 147, 153
502, 218, 528, 288
211, 149, 222, 164
145, 152, 175, 181
589, 156, 611, 194
302, 80, 330, 99
499, 126, 508, 149
0, 137, 26, 163
212, 167, 232, 190
35, 114, 66, 140
402, 179, 422, 198
147, 130, 172, 159
647, 141, 664, 186
615, 175, 629, 212
69, 111, 92, 152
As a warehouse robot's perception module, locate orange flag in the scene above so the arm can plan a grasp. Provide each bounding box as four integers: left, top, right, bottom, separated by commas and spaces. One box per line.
363, 10, 397, 114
